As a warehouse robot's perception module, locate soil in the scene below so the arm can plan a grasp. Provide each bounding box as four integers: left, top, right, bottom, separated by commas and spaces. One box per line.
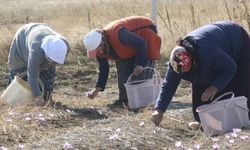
1, 71, 250, 150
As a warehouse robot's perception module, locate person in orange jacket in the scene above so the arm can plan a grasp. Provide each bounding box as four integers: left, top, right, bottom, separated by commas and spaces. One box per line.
83, 16, 161, 107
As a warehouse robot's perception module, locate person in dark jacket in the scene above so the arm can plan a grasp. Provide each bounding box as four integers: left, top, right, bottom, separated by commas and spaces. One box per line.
150, 20, 250, 127
8, 23, 70, 106
83, 16, 161, 107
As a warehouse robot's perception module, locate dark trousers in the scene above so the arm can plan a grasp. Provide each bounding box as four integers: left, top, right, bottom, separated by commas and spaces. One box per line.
115, 58, 155, 102
192, 27, 250, 122
8, 66, 56, 101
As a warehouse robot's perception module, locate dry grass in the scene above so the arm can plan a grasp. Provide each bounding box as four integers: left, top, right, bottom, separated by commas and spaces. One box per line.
0, 0, 250, 149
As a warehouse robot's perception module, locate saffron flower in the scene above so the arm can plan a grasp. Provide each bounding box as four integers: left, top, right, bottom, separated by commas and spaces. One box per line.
211, 137, 219, 142
139, 122, 144, 127
0, 146, 7, 150
24, 117, 31, 121
231, 132, 238, 138
63, 142, 73, 149
109, 133, 119, 140
4, 118, 12, 122
240, 135, 249, 141
233, 128, 241, 133
193, 144, 201, 149
212, 143, 220, 150
175, 141, 182, 148
18, 144, 25, 149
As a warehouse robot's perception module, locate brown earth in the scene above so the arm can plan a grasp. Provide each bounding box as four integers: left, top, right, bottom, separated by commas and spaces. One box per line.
1, 70, 250, 150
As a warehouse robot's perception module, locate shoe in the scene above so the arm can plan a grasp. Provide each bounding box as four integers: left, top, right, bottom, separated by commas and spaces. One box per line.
128, 108, 140, 113
188, 121, 201, 130
107, 100, 124, 108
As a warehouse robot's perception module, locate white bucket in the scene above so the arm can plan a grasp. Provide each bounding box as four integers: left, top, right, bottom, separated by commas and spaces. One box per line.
124, 67, 162, 109
1, 76, 33, 107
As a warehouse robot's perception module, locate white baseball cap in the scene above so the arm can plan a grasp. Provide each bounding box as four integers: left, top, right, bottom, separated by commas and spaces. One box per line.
41, 35, 68, 64
83, 30, 102, 58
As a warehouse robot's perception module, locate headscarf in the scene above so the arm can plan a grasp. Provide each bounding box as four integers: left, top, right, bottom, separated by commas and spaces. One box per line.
170, 46, 192, 74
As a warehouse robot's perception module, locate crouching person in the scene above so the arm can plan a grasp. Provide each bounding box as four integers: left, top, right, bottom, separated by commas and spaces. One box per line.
151, 20, 250, 127
7, 23, 70, 106
83, 16, 161, 108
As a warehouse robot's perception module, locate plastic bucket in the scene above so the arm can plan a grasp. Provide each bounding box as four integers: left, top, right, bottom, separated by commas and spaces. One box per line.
196, 92, 250, 136
1, 76, 33, 107
124, 67, 162, 109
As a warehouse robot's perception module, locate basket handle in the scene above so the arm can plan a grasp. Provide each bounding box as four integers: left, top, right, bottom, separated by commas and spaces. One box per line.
213, 91, 234, 102
126, 67, 161, 84
196, 92, 235, 113
16, 71, 27, 78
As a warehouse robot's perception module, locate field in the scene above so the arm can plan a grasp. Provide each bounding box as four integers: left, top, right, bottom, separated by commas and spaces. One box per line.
0, 0, 250, 149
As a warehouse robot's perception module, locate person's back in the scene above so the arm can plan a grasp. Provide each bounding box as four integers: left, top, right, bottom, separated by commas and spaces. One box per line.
7, 23, 70, 105
187, 20, 243, 61
8, 23, 59, 70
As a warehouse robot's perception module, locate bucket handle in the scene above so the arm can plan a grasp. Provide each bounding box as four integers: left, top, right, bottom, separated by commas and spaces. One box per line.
126, 67, 161, 84
16, 71, 27, 78
196, 92, 235, 113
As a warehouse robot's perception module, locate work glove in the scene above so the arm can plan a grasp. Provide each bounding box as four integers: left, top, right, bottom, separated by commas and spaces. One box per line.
150, 109, 164, 126
133, 65, 143, 76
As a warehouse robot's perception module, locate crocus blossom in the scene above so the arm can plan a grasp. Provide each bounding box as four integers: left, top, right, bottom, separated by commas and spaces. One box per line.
240, 135, 249, 141
175, 141, 182, 147
212, 143, 220, 150
24, 117, 31, 121
233, 128, 241, 133
193, 144, 201, 149
211, 137, 219, 142
4, 118, 12, 122
139, 122, 144, 127
231, 132, 238, 138
63, 142, 73, 149
0, 146, 7, 150
18, 144, 25, 149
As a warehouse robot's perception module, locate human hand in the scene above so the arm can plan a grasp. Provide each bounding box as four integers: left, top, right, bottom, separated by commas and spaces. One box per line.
33, 96, 45, 106
85, 87, 101, 99
201, 85, 218, 101
133, 65, 143, 76
150, 109, 164, 126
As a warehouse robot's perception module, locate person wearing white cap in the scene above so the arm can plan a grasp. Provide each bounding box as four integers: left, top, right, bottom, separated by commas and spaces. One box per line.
7, 23, 70, 106
83, 16, 161, 108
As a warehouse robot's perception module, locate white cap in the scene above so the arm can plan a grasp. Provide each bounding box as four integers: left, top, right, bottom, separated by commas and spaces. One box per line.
41, 35, 68, 64
83, 30, 102, 52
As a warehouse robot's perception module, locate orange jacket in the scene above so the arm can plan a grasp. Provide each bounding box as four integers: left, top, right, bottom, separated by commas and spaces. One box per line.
102, 16, 161, 60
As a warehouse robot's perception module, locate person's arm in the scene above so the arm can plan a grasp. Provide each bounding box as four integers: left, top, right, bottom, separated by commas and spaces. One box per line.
27, 50, 43, 97
151, 65, 181, 126
86, 56, 109, 99
96, 56, 109, 91
118, 28, 148, 66
210, 52, 236, 91
155, 65, 182, 112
